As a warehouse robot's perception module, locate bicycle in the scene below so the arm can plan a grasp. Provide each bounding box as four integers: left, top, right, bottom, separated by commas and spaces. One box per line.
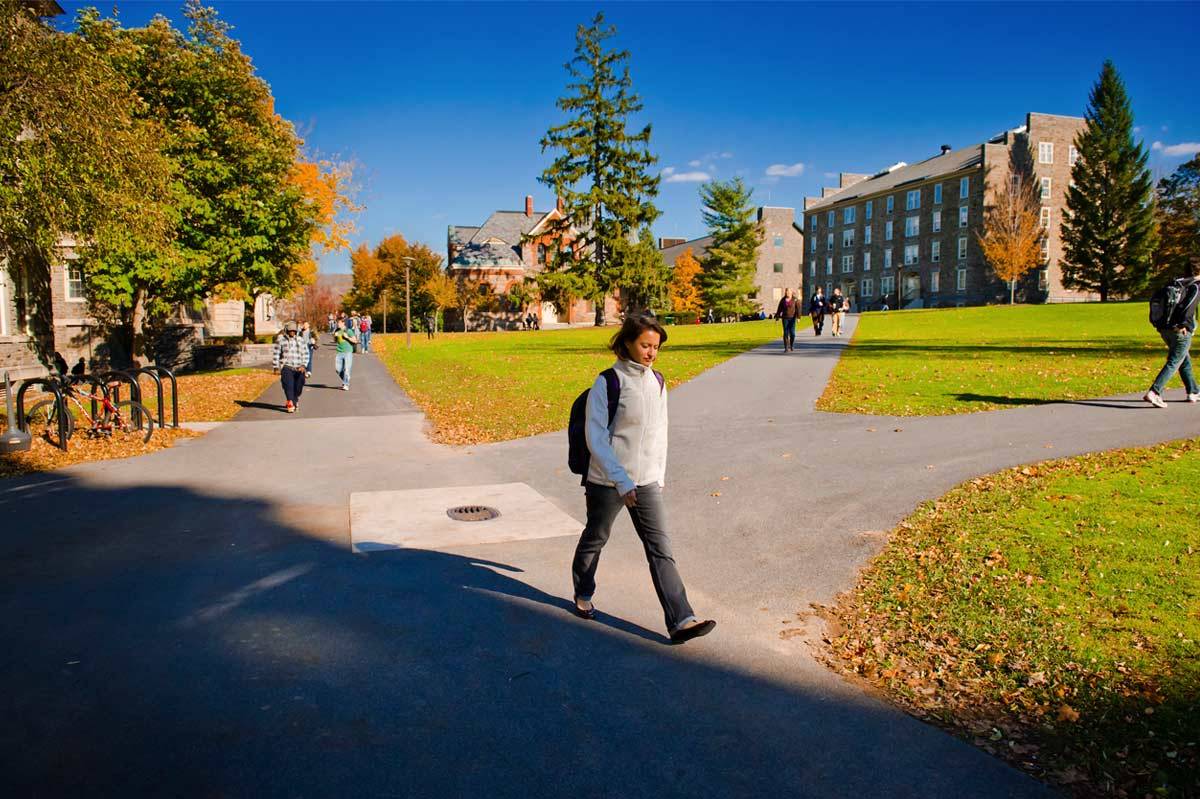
24, 376, 155, 447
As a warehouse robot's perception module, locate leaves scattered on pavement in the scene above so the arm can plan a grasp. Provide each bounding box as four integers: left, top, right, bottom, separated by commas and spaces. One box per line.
0, 427, 197, 479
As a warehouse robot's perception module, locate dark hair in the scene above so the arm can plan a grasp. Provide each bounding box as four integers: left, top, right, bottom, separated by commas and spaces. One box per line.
609, 313, 668, 359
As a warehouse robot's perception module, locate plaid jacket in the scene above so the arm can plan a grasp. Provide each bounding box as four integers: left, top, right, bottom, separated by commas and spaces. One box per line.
274, 335, 309, 370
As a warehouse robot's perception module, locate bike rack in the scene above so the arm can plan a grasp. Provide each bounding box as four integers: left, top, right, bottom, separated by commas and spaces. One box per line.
101, 370, 143, 428
152, 365, 179, 428
132, 367, 165, 428
14, 377, 69, 451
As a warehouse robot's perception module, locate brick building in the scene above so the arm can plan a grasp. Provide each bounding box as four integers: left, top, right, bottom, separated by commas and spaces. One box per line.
803, 112, 1092, 310
658, 206, 806, 313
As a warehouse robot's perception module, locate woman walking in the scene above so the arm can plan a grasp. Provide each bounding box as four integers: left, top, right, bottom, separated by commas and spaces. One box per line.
572, 314, 716, 644
775, 287, 800, 352
828, 287, 847, 337
809, 286, 827, 336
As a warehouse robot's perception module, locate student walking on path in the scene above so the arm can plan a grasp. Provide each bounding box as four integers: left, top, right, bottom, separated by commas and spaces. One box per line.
1145, 267, 1200, 408
334, 318, 359, 391
360, 314, 372, 353
775, 288, 800, 352
273, 322, 308, 413
809, 287, 826, 336
571, 314, 716, 644
828, 287, 847, 337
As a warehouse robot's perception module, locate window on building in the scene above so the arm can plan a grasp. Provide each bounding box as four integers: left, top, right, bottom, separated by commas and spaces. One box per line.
1041, 238, 1051, 263
827, 210, 835, 226
933, 183, 942, 205
881, 274, 895, 296
905, 189, 921, 210
826, 256, 833, 275
843, 206, 856, 225
861, 278, 874, 298
904, 244, 919, 265
772, 287, 783, 301
809, 260, 816, 277
842, 255, 854, 273
884, 248, 893, 269
905, 216, 920, 237
810, 238, 817, 253
1040, 177, 1052, 200
957, 236, 968, 260
826, 233, 834, 251
956, 268, 967, 292
886, 195, 895, 214
931, 240, 941, 263
843, 229, 855, 248
826, 282, 833, 298
1039, 268, 1049, 290
864, 225, 872, 245
1040, 207, 1051, 228
958, 206, 968, 228
932, 210, 942, 232
811, 216, 818, 232
863, 251, 872, 271
930, 270, 940, 293
885, 220, 894, 241
1069, 146, 1080, 166
1038, 141, 1054, 164
774, 234, 784, 248
65, 265, 85, 302
865, 200, 873, 220
959, 176, 970, 199
773, 262, 783, 273
537, 243, 547, 265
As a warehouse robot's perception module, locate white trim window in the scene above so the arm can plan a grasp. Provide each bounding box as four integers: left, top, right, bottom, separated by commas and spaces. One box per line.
884, 248, 893, 269
905, 216, 920, 237
863, 251, 872, 271
1040, 177, 1052, 200
826, 281, 833, 297
1040, 207, 1052, 228
885, 220, 894, 241
810, 237, 817, 253
841, 255, 854, 273
931, 240, 941, 263
958, 206, 968, 228
65, 264, 85, 302
865, 200, 873, 221
932, 210, 942, 232
774, 234, 784, 248
1069, 146, 1080, 166
809, 260, 816, 277
1041, 239, 1051, 263
843, 206, 856, 224
930, 270, 940, 293
904, 244, 919, 266
1038, 141, 1054, 164
843, 229, 856, 248
811, 216, 818, 232
905, 189, 921, 210
827, 210, 835, 226
956, 268, 967, 292
826, 256, 833, 275
933, 183, 942, 205
864, 225, 872, 245
881, 274, 895, 296
827, 233, 834, 251
861, 277, 874, 298
886, 195, 895, 214
957, 236, 968, 260
959, 176, 970, 199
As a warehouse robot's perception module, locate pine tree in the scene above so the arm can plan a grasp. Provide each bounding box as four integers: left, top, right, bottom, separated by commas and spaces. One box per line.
1153, 154, 1200, 280
613, 228, 669, 314
698, 178, 762, 318
1061, 60, 1158, 301
539, 12, 659, 325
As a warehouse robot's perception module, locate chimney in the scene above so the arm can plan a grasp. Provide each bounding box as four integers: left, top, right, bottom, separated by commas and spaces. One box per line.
556, 196, 564, 212
525, 195, 534, 217
940, 144, 952, 155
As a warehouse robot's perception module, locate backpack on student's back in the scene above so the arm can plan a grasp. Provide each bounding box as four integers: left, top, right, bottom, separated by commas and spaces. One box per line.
567, 368, 664, 483
1149, 278, 1199, 330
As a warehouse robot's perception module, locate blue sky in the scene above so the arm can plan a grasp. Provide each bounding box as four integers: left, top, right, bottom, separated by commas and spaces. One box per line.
58, 1, 1200, 273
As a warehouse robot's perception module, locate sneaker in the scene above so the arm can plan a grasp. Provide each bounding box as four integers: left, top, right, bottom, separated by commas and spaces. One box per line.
1144, 390, 1167, 409
293, 402, 300, 412
306, 371, 312, 378
285, 401, 295, 413
1189, 393, 1200, 403
342, 384, 349, 391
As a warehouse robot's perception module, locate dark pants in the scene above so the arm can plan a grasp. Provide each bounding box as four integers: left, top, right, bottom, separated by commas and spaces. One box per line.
572, 482, 696, 633
811, 312, 824, 335
1151, 328, 1199, 395
280, 366, 306, 404
781, 316, 796, 349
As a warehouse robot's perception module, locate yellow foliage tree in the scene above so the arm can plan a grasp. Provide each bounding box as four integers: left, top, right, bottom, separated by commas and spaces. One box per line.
290, 158, 360, 295
422, 271, 458, 334
346, 243, 386, 311
977, 172, 1045, 304
669, 248, 704, 313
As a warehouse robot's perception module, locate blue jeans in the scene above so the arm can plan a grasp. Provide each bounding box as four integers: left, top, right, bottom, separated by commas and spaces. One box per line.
1151, 329, 1199, 395
335, 351, 354, 387
360, 330, 371, 352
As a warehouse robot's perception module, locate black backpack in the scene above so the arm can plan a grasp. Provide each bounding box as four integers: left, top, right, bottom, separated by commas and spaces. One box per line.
1149, 278, 1199, 330
567, 368, 664, 483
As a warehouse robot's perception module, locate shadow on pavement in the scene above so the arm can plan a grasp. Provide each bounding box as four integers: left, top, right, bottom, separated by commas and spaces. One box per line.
0, 476, 1052, 798
954, 393, 1149, 411
234, 399, 286, 413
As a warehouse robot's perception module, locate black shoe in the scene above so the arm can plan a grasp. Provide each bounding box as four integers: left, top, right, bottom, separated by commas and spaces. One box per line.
573, 599, 595, 620
670, 619, 716, 644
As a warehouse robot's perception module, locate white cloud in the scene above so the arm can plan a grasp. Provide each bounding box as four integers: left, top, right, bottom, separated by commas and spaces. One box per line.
661, 166, 676, 176
823, 171, 837, 179
719, 152, 733, 159
1152, 141, 1200, 157
664, 171, 711, 183
1133, 126, 1143, 134
765, 162, 806, 178
688, 159, 702, 167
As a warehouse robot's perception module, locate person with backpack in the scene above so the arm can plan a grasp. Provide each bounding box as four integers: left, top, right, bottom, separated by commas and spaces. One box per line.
828, 287, 847, 337
809, 287, 826, 336
1145, 265, 1200, 408
273, 322, 308, 413
775, 288, 800, 352
567, 314, 716, 645
333, 317, 359, 391
360, 314, 372, 353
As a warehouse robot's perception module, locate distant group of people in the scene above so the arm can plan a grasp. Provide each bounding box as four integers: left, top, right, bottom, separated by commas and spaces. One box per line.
327, 312, 373, 353
272, 313, 372, 413
523, 312, 541, 331
773, 286, 849, 350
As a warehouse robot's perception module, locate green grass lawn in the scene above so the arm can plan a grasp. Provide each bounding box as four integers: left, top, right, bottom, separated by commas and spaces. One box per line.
824, 439, 1200, 797
373, 319, 793, 444
820, 303, 1166, 415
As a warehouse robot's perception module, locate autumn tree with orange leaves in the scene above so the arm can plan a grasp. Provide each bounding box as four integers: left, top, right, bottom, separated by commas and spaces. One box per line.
290, 158, 360, 287
669, 248, 704, 314
977, 171, 1045, 304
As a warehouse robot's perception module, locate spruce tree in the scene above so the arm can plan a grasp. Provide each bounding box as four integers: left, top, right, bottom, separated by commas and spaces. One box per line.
1061, 60, 1158, 301
698, 178, 762, 318
539, 12, 659, 325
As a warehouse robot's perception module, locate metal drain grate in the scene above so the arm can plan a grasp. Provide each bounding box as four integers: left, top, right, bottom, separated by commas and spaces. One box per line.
446, 505, 501, 522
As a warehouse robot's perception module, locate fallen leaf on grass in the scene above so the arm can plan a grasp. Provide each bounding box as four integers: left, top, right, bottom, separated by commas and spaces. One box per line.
1056, 704, 1080, 723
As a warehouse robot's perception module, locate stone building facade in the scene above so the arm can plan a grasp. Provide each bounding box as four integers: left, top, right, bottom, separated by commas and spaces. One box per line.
803, 112, 1092, 310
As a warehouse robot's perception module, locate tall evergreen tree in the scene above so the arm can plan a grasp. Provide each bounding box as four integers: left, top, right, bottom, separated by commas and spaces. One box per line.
1061, 60, 1158, 301
698, 178, 762, 318
1153, 153, 1200, 279
539, 12, 659, 325
612, 227, 669, 314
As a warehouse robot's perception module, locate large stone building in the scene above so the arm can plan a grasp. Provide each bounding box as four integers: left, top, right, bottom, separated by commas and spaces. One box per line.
659, 206, 806, 313
803, 112, 1091, 310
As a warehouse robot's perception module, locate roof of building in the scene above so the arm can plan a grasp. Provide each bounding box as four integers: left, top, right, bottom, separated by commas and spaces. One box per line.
449, 209, 552, 269
659, 235, 714, 265
805, 144, 984, 212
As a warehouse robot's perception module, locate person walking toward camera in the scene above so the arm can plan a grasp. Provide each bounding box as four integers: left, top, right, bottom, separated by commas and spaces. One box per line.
809, 286, 826, 336
775, 288, 800, 352
569, 314, 716, 644
273, 322, 308, 413
333, 317, 359, 391
828, 287, 847, 337
1145, 263, 1200, 408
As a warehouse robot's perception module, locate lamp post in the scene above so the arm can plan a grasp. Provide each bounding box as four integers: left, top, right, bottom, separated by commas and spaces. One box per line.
401, 256, 414, 350
383, 289, 388, 334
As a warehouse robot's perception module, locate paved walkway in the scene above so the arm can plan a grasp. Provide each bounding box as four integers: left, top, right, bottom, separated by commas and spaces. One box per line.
4, 319, 1199, 797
